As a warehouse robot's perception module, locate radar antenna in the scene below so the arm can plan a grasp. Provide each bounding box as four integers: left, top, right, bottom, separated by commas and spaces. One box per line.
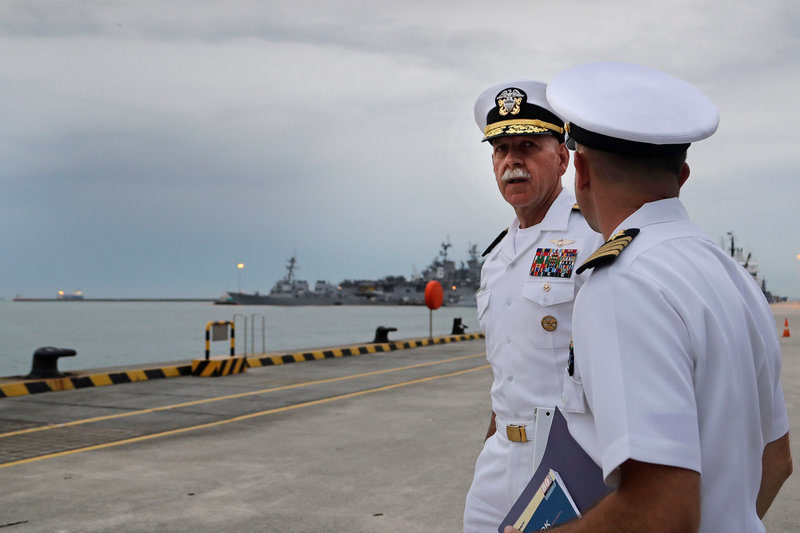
439, 236, 453, 262
467, 243, 478, 262
285, 256, 298, 283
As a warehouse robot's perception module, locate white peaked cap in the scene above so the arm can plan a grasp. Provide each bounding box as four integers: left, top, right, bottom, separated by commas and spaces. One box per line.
546, 62, 719, 155
474, 79, 565, 143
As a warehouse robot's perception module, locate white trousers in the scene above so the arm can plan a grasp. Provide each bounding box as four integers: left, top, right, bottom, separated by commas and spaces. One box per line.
463, 433, 535, 533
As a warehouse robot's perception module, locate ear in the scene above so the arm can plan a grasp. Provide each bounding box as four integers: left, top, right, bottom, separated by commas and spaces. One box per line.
678, 162, 690, 188
557, 142, 570, 176
574, 150, 590, 191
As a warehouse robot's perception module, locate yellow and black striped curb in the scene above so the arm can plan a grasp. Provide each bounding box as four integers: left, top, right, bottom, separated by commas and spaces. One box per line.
0, 332, 484, 398
0, 365, 193, 399
246, 333, 484, 367
192, 356, 248, 377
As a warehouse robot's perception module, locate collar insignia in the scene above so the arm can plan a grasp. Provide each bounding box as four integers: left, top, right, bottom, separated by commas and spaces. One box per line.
497, 88, 524, 116
575, 228, 640, 275
550, 238, 576, 248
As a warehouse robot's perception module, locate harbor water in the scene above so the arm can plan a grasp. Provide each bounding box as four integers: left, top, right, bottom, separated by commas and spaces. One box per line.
0, 300, 479, 377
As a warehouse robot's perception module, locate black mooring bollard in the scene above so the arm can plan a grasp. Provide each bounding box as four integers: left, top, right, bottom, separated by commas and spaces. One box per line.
27, 346, 77, 379
451, 318, 468, 335
372, 326, 397, 343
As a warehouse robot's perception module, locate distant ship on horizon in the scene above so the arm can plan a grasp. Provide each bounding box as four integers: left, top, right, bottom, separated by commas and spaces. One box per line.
14, 289, 84, 302
216, 239, 482, 307
724, 231, 783, 303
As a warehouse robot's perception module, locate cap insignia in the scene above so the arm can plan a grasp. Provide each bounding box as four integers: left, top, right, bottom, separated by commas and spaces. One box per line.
497, 88, 524, 116
575, 228, 640, 274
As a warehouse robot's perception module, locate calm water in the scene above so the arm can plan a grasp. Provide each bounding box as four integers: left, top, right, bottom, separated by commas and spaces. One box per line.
0, 301, 479, 377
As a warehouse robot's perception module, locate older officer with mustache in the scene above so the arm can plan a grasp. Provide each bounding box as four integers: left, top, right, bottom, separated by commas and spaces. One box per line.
463, 80, 602, 532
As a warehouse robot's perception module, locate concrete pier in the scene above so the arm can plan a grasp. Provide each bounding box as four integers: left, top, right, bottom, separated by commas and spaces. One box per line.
0, 306, 798, 532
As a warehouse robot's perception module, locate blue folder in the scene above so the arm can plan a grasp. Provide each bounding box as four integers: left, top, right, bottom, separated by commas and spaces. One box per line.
498, 407, 613, 532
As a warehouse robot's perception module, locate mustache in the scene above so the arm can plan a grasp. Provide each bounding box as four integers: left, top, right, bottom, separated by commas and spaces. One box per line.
501, 167, 531, 182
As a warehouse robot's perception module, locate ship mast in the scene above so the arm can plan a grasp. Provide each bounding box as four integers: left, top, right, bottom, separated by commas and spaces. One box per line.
439, 236, 452, 263
727, 231, 735, 257
285, 256, 297, 283
467, 243, 478, 262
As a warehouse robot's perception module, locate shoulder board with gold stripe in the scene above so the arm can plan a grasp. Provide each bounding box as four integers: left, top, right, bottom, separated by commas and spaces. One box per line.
571, 203, 581, 212
481, 228, 509, 257
575, 228, 640, 274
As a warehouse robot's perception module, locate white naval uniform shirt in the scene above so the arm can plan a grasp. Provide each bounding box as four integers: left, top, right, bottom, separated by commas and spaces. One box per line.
564, 198, 789, 533
463, 189, 602, 532
478, 189, 602, 422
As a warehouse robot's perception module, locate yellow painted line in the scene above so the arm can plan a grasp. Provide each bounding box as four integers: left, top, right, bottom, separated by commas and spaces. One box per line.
0, 352, 487, 439
0, 363, 490, 469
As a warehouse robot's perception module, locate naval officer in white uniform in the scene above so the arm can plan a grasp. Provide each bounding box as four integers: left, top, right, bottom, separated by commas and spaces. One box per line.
463, 80, 602, 532
504, 62, 792, 533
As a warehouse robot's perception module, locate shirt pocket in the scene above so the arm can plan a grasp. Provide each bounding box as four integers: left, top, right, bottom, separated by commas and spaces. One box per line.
476, 288, 491, 332
521, 278, 575, 306
561, 369, 588, 414
521, 279, 575, 348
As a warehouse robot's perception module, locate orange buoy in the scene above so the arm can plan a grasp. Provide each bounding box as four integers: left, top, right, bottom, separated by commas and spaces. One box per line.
782, 318, 791, 338
424, 281, 444, 340
424, 280, 444, 310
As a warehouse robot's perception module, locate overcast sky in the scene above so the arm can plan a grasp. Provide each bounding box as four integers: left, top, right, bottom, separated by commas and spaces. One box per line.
1, 0, 799, 299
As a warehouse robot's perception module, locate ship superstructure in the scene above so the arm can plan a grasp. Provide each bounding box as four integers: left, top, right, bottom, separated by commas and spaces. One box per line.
216, 238, 483, 306
724, 231, 775, 303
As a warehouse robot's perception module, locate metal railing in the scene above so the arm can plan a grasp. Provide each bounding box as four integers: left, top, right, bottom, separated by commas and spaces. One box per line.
250, 313, 266, 354
230, 313, 265, 355
233, 313, 248, 355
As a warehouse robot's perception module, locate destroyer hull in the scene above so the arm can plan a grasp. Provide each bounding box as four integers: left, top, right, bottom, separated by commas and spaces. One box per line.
220, 292, 422, 306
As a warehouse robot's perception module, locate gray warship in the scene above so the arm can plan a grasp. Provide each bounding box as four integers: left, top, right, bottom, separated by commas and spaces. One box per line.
216, 239, 482, 306
724, 231, 781, 303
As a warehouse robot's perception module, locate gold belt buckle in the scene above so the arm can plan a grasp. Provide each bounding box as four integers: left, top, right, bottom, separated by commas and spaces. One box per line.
506, 424, 527, 442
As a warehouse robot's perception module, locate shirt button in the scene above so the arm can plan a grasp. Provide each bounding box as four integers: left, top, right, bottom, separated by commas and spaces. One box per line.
506, 298, 512, 307
541, 315, 558, 331
507, 376, 514, 382
506, 338, 511, 344
543, 283, 551, 292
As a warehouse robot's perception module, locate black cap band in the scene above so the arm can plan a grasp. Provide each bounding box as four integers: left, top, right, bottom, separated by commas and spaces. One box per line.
566, 123, 690, 156
483, 87, 565, 143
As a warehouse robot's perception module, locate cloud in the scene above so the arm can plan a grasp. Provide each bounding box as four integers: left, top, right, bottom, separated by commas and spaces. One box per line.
1, 0, 799, 298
